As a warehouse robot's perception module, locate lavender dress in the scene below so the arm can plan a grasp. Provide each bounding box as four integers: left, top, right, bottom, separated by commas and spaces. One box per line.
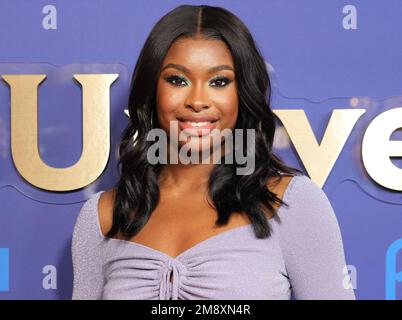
71, 174, 356, 300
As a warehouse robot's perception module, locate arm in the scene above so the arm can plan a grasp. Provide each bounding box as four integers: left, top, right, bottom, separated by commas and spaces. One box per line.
277, 175, 356, 300
71, 192, 105, 300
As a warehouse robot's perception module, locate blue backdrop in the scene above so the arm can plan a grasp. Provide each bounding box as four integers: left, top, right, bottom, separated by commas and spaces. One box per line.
0, 0, 401, 299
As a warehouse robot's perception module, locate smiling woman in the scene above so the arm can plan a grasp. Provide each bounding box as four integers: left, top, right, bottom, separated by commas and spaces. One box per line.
156, 37, 238, 155
71, 4, 356, 300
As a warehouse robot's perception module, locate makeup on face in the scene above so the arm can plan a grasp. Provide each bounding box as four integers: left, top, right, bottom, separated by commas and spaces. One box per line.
156, 38, 239, 151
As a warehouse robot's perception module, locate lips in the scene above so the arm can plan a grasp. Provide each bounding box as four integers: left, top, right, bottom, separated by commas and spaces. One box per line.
176, 115, 219, 136
177, 115, 219, 123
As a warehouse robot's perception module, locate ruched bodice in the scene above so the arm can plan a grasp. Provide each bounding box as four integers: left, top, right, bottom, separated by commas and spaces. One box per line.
71, 175, 356, 300
100, 220, 289, 300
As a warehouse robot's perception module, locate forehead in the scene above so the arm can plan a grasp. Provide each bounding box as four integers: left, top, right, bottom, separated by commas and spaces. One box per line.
162, 37, 234, 69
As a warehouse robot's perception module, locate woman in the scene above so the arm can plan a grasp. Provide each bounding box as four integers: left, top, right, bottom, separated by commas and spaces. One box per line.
71, 4, 356, 300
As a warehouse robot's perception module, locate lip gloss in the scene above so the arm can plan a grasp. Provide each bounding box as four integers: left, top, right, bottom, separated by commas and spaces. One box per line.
178, 120, 217, 136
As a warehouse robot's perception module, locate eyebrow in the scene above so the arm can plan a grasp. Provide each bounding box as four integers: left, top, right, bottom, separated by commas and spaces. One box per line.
160, 63, 234, 74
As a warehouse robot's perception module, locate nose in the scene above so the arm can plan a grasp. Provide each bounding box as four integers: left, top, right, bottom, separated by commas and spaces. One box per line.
184, 82, 211, 112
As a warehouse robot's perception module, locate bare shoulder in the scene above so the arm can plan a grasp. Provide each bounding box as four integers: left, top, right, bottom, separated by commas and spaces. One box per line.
98, 188, 117, 236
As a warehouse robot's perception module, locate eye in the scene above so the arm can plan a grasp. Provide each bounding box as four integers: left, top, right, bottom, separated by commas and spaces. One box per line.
164, 75, 188, 87
209, 76, 232, 88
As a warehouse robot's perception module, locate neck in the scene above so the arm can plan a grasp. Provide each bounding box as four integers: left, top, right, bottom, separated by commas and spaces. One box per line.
158, 139, 229, 190
159, 162, 215, 190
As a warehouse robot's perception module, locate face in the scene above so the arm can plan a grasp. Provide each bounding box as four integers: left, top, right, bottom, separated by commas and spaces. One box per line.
155, 36, 239, 159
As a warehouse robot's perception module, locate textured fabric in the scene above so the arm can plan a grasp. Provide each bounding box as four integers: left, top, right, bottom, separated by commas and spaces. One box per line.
71, 174, 356, 300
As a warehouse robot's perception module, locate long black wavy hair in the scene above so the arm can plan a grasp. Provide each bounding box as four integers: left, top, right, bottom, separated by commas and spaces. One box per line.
106, 4, 303, 240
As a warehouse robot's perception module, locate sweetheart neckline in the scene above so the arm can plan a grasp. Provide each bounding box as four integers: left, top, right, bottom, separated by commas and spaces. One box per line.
91, 174, 298, 261
103, 221, 253, 260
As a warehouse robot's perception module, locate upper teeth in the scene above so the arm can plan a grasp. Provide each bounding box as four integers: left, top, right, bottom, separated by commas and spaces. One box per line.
185, 121, 212, 126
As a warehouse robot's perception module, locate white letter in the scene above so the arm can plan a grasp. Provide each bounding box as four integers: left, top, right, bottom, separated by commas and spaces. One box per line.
42, 5, 57, 30
362, 108, 402, 191
42, 265, 57, 290
343, 265, 357, 289
342, 5, 357, 30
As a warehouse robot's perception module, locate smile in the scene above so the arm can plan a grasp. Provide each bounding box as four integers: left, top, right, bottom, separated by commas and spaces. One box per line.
177, 119, 218, 136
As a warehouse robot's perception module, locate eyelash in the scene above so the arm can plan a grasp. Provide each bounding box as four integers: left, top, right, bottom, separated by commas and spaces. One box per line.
164, 74, 232, 88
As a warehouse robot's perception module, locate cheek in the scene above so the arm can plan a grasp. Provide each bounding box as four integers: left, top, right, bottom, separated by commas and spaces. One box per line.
216, 90, 238, 124
155, 93, 169, 133
156, 83, 183, 122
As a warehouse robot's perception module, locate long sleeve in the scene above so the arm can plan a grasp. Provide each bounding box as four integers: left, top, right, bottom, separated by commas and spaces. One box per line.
276, 175, 356, 300
71, 191, 105, 300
